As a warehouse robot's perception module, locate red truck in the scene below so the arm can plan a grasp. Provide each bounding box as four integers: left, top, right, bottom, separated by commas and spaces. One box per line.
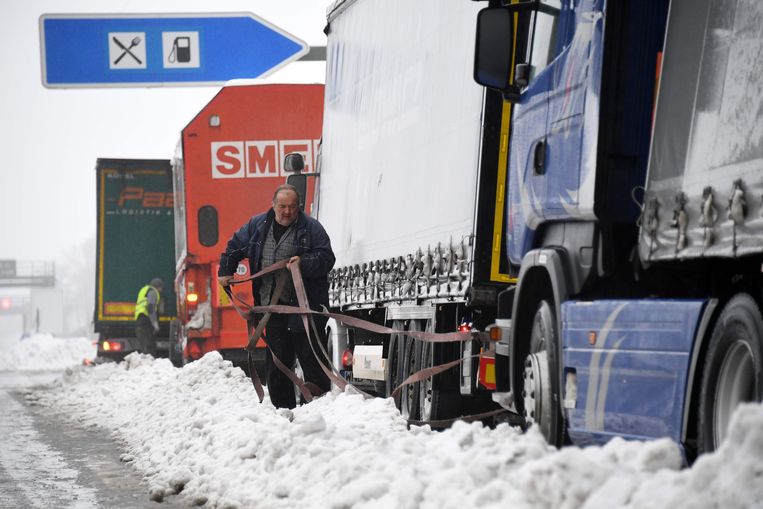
172, 81, 324, 372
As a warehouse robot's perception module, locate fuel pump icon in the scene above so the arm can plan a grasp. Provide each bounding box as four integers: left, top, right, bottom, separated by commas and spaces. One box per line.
162, 32, 199, 68
169, 36, 191, 63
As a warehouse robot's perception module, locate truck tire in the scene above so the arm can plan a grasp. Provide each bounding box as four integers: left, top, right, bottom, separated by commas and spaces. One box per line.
523, 300, 566, 447
168, 319, 185, 368
698, 293, 763, 454
416, 331, 434, 421
386, 321, 404, 402
398, 321, 420, 420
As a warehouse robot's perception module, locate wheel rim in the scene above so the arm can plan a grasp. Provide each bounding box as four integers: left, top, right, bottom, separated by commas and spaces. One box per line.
714, 339, 755, 447
523, 300, 563, 445
400, 323, 418, 420
523, 351, 551, 432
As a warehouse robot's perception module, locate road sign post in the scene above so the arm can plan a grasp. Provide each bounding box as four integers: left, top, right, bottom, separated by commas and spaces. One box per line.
39, 13, 309, 88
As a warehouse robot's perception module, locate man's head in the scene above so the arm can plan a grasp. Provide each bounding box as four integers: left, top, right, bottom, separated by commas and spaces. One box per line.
150, 278, 164, 293
272, 184, 300, 227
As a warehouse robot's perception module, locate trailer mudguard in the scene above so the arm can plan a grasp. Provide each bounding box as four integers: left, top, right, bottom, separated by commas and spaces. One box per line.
562, 299, 706, 446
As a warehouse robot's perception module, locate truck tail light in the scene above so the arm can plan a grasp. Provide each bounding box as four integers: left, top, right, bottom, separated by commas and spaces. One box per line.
342, 348, 353, 368
101, 340, 123, 352
186, 278, 199, 306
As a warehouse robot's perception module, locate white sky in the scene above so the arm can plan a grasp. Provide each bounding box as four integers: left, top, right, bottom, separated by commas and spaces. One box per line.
0, 1, 329, 261
5, 338, 762, 509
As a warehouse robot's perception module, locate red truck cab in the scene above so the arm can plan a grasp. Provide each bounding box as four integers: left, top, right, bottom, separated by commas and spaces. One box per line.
172, 81, 324, 371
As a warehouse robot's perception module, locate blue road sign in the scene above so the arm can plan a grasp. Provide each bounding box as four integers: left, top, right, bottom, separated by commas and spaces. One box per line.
39, 13, 309, 88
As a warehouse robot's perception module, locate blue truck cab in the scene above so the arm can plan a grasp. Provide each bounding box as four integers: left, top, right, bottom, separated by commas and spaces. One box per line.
473, 0, 763, 459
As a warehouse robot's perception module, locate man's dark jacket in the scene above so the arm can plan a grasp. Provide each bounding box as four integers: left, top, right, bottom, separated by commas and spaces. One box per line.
218, 209, 335, 311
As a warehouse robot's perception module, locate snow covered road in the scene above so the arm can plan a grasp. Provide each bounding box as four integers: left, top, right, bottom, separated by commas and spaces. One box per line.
30, 351, 763, 509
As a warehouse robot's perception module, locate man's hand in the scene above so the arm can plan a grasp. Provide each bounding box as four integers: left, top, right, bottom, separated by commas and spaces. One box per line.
218, 275, 234, 287
287, 256, 300, 267
152, 323, 160, 333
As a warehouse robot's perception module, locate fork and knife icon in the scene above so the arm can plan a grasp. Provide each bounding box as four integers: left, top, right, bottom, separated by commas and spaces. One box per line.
112, 36, 142, 65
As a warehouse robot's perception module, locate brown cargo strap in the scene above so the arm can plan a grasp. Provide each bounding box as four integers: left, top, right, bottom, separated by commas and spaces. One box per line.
245, 303, 489, 343
241, 300, 488, 397
407, 408, 521, 429
288, 263, 356, 395
224, 261, 326, 404
227, 262, 486, 398
245, 350, 265, 403
245, 267, 287, 352
226, 262, 514, 427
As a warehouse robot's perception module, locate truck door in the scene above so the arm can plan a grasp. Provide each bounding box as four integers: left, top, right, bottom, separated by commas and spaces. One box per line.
545, 0, 594, 215
507, 0, 566, 263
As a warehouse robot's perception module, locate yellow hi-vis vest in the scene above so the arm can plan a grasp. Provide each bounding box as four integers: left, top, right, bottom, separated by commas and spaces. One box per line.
134, 285, 161, 319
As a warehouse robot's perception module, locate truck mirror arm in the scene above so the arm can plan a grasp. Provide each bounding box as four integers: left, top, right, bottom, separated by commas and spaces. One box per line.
502, 84, 522, 103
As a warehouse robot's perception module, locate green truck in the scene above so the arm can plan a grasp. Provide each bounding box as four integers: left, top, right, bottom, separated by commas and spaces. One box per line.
94, 158, 178, 362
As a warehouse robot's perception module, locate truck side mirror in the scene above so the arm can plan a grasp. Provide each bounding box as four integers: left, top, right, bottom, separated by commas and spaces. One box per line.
284, 153, 307, 211
284, 152, 305, 173
474, 7, 519, 101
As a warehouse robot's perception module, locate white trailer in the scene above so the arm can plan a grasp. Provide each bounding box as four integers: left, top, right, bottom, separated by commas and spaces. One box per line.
316, 0, 512, 421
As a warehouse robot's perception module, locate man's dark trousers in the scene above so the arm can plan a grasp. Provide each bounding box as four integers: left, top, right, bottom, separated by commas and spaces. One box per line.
135, 315, 156, 356
265, 314, 331, 409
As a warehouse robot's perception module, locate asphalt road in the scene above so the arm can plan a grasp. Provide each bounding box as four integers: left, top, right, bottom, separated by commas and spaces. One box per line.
0, 370, 191, 509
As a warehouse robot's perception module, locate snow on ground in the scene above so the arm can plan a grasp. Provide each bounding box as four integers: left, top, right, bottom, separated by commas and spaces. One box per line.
0, 333, 95, 371
32, 352, 763, 509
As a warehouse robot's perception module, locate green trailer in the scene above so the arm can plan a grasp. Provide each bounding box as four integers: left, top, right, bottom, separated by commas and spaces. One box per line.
94, 158, 178, 362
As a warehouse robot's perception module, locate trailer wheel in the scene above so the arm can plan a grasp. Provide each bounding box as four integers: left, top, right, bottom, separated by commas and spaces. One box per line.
398, 320, 420, 420
387, 321, 404, 403
168, 319, 185, 367
416, 329, 434, 421
698, 293, 763, 454
523, 300, 565, 447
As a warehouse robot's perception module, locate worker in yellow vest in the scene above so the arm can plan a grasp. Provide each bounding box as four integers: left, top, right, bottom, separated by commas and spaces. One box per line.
134, 278, 164, 355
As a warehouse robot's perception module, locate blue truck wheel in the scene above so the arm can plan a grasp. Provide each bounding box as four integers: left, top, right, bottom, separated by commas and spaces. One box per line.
523, 300, 566, 447
698, 293, 763, 454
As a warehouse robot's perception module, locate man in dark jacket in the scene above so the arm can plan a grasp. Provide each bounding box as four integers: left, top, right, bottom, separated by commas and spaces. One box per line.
218, 184, 335, 408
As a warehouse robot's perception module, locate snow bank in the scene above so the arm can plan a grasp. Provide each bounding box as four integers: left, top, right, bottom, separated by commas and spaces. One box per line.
34, 352, 763, 509
0, 334, 95, 371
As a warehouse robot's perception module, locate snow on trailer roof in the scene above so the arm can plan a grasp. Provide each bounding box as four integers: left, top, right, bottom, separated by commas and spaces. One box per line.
326, 0, 360, 22
222, 76, 325, 87
178, 77, 324, 134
